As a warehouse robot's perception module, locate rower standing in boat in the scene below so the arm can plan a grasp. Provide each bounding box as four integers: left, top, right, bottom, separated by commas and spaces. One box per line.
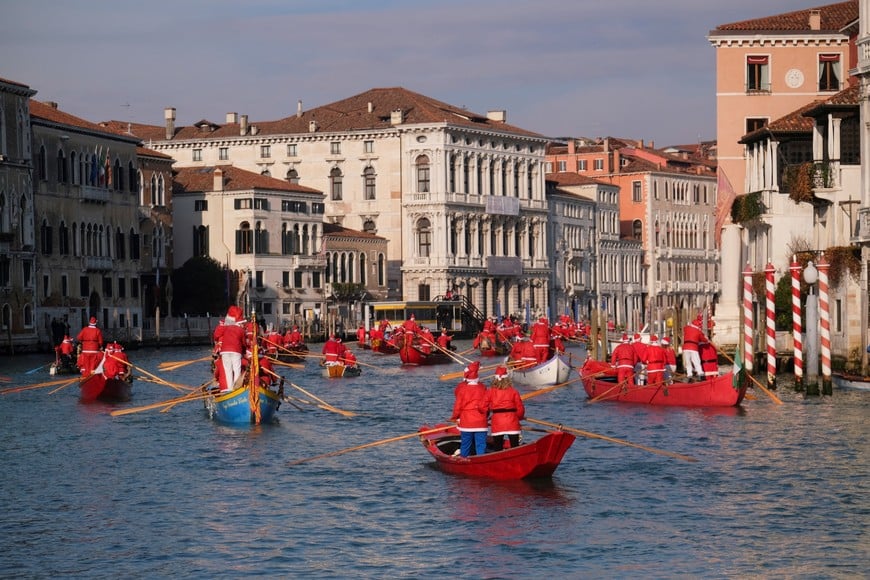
530, 317, 551, 363
486, 365, 524, 451
76, 316, 104, 376
699, 339, 719, 380
214, 305, 246, 391
682, 315, 707, 382
661, 337, 677, 383
611, 334, 639, 387
644, 335, 666, 387
450, 361, 489, 457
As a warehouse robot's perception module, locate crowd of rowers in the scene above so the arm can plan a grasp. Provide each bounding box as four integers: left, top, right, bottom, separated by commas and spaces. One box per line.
53, 316, 131, 380
355, 314, 456, 354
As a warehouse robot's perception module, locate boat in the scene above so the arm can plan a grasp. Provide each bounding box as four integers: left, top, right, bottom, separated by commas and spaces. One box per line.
399, 342, 451, 366
49, 355, 79, 376
370, 339, 400, 355
276, 344, 308, 364
580, 359, 747, 407
321, 362, 362, 378
418, 424, 576, 479
507, 352, 573, 387
831, 372, 870, 391
79, 373, 133, 403
204, 379, 282, 424
475, 333, 511, 357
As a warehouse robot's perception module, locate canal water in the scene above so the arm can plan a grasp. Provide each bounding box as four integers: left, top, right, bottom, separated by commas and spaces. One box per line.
0, 341, 867, 578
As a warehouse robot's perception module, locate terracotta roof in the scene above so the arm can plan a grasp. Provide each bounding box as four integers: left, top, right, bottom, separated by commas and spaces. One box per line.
545, 172, 611, 187
739, 100, 821, 144
136, 146, 173, 160
30, 100, 139, 142
0, 76, 32, 89
114, 87, 544, 142
713, 1, 856, 33
323, 222, 386, 241
173, 165, 323, 195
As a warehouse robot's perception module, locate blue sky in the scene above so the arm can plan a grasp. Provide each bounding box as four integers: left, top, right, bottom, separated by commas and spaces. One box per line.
2, 0, 819, 146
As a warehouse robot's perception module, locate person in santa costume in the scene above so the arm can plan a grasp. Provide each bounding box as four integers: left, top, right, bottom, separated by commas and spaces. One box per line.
76, 316, 104, 376
682, 315, 707, 382
450, 361, 489, 457
486, 365, 524, 451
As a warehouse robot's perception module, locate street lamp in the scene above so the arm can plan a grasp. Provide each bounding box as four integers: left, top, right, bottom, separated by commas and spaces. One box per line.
804, 261, 819, 396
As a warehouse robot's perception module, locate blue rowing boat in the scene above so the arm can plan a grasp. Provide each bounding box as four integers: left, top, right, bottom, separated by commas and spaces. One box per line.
205, 383, 281, 424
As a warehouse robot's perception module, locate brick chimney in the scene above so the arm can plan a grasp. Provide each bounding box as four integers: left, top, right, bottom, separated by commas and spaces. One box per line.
213, 167, 224, 192
240, 114, 248, 136
390, 109, 404, 125
164, 107, 176, 140
297, 100, 303, 118
226, 112, 238, 124
809, 9, 821, 30
568, 140, 576, 155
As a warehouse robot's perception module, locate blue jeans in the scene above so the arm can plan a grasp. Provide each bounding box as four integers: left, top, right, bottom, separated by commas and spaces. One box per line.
460, 431, 487, 457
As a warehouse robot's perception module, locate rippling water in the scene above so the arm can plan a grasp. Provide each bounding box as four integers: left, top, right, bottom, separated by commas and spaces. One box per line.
1, 342, 867, 578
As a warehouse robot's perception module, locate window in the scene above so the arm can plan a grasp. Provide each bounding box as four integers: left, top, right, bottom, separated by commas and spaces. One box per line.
418, 284, 431, 301
40, 220, 52, 255
260, 145, 271, 158
131, 277, 139, 298
0, 256, 9, 286
416, 217, 432, 257
294, 271, 303, 288
632, 181, 642, 202
193, 225, 208, 256
286, 168, 299, 184
61, 274, 69, 297
818, 54, 840, 91
363, 220, 376, 233
746, 55, 770, 92
594, 159, 604, 171
416, 155, 430, 193
234, 198, 253, 210
577, 159, 587, 171
330, 167, 343, 201
253, 198, 269, 211
330, 142, 341, 155
194, 200, 208, 211
363, 167, 376, 200
219, 147, 229, 161
545, 162, 553, 173
312, 202, 325, 215
312, 271, 321, 289
556, 160, 566, 172
287, 144, 297, 157
236, 222, 253, 254
79, 276, 89, 297
364, 140, 374, 154
103, 276, 113, 297
746, 118, 767, 134
632, 219, 642, 240
193, 149, 202, 162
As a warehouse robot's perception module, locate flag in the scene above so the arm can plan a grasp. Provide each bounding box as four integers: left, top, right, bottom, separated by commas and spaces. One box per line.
98, 146, 106, 187
105, 148, 112, 188
90, 147, 99, 185
714, 167, 737, 246
732, 345, 743, 388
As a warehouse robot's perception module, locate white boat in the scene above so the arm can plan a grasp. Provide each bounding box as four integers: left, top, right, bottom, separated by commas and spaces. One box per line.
831, 372, 870, 391
507, 353, 573, 387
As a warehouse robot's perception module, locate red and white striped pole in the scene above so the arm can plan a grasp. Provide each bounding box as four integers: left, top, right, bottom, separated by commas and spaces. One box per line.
743, 263, 754, 374
765, 262, 776, 389
790, 257, 803, 390
818, 255, 832, 395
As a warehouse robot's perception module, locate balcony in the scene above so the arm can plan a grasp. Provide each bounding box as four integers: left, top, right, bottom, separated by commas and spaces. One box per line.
290, 255, 326, 269
855, 207, 870, 244
82, 256, 113, 272
80, 186, 110, 203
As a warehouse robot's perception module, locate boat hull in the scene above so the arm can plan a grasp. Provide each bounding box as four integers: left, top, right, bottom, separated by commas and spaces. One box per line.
399, 344, 451, 366
580, 360, 747, 407
419, 424, 575, 479
321, 363, 362, 378
79, 374, 133, 403
508, 353, 572, 387
832, 372, 870, 391
205, 385, 281, 424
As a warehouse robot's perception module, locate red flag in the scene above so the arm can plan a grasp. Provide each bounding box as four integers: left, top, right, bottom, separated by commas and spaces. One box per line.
714, 167, 737, 246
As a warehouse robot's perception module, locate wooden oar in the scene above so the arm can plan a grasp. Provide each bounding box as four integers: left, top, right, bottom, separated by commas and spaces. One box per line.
288, 382, 356, 417
714, 344, 783, 405
47, 377, 80, 395
0, 376, 83, 395
270, 359, 305, 370
159, 389, 215, 413
526, 418, 698, 463
158, 355, 213, 371
587, 375, 635, 404
415, 334, 470, 366
288, 424, 455, 466
520, 375, 584, 401
25, 362, 52, 375
110, 354, 191, 392
111, 384, 213, 417
439, 361, 504, 381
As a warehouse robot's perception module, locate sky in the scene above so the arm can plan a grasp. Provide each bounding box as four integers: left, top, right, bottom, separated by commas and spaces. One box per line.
1, 0, 823, 147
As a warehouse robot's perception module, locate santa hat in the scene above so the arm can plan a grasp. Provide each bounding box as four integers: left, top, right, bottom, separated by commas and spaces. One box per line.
494, 365, 508, 379
105, 343, 115, 353
661, 337, 670, 346
227, 305, 243, 319
650, 335, 660, 345
464, 361, 480, 381
89, 316, 97, 326
621, 333, 630, 343
633, 333, 641, 342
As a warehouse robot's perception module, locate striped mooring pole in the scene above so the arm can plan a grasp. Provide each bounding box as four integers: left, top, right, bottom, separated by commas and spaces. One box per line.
790, 257, 803, 391
765, 262, 776, 390
818, 255, 832, 396
743, 263, 754, 375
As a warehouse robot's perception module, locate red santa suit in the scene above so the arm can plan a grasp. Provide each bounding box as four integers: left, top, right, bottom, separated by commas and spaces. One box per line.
644, 336, 667, 387
322, 336, 342, 363
610, 335, 638, 386
682, 317, 706, 380
356, 326, 367, 346
450, 362, 489, 457
76, 317, 104, 375
699, 341, 719, 379
214, 306, 246, 390
530, 318, 551, 363
283, 326, 303, 347
436, 330, 452, 350
487, 366, 525, 451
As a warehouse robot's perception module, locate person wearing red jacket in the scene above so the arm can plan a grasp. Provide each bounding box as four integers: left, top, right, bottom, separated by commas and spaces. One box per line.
699, 340, 719, 380
436, 328, 453, 351
322, 335, 342, 363
450, 361, 489, 457
661, 336, 678, 382
530, 317, 551, 363
682, 315, 707, 382
486, 365, 525, 451
644, 335, 667, 387
263, 325, 283, 356
213, 305, 246, 391
341, 348, 358, 368
610, 334, 638, 386
283, 325, 303, 347
103, 342, 131, 380
76, 316, 104, 376
356, 325, 367, 347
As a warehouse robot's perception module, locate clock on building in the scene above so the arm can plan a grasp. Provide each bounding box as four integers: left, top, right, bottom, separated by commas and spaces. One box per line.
785, 68, 804, 89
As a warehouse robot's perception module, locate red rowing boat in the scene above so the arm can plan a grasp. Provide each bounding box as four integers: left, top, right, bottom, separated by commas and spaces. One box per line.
580, 359, 747, 407
399, 343, 451, 365
418, 424, 576, 479
79, 373, 132, 403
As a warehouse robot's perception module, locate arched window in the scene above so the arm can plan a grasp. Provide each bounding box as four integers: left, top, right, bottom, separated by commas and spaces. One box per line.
157, 174, 165, 206
359, 253, 367, 285
330, 167, 343, 201
415, 155, 430, 193
56, 148, 68, 184
193, 225, 209, 257
363, 166, 376, 200
286, 168, 299, 184
0, 193, 7, 233
150, 175, 157, 206
377, 253, 385, 286
70, 151, 78, 184
416, 217, 432, 258
128, 161, 136, 193
362, 220, 376, 233
236, 221, 253, 254
138, 171, 145, 205
113, 158, 123, 191
632, 219, 642, 240
116, 227, 125, 260
40, 219, 52, 255
254, 220, 268, 254
59, 221, 69, 255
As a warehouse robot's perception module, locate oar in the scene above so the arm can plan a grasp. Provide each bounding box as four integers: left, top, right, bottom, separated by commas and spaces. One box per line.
587, 375, 635, 404
526, 418, 698, 463
288, 382, 356, 417
288, 424, 455, 466
47, 377, 80, 395
439, 361, 504, 381
521, 375, 584, 401
714, 344, 782, 405
25, 362, 52, 375
0, 376, 83, 395
270, 359, 305, 370
111, 384, 214, 417
416, 334, 470, 365
110, 354, 191, 393
158, 355, 213, 371
159, 388, 215, 413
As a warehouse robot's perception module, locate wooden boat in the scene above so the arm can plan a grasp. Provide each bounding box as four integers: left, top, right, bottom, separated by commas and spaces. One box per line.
276, 344, 308, 364
831, 372, 870, 391
79, 373, 133, 403
507, 352, 573, 387
49, 356, 79, 376
418, 424, 575, 479
370, 339, 400, 355
399, 342, 451, 366
321, 363, 362, 378
580, 359, 747, 407
475, 333, 510, 357
204, 380, 281, 424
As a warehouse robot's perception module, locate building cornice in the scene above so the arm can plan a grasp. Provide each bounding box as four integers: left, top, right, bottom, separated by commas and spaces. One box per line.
708, 33, 849, 48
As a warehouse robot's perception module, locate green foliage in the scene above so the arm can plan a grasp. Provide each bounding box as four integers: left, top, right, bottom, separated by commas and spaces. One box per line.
170, 256, 230, 316
824, 245, 861, 287
774, 274, 792, 330
731, 191, 763, 224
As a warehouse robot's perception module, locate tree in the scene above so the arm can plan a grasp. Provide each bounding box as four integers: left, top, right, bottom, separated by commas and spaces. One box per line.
170, 256, 229, 316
